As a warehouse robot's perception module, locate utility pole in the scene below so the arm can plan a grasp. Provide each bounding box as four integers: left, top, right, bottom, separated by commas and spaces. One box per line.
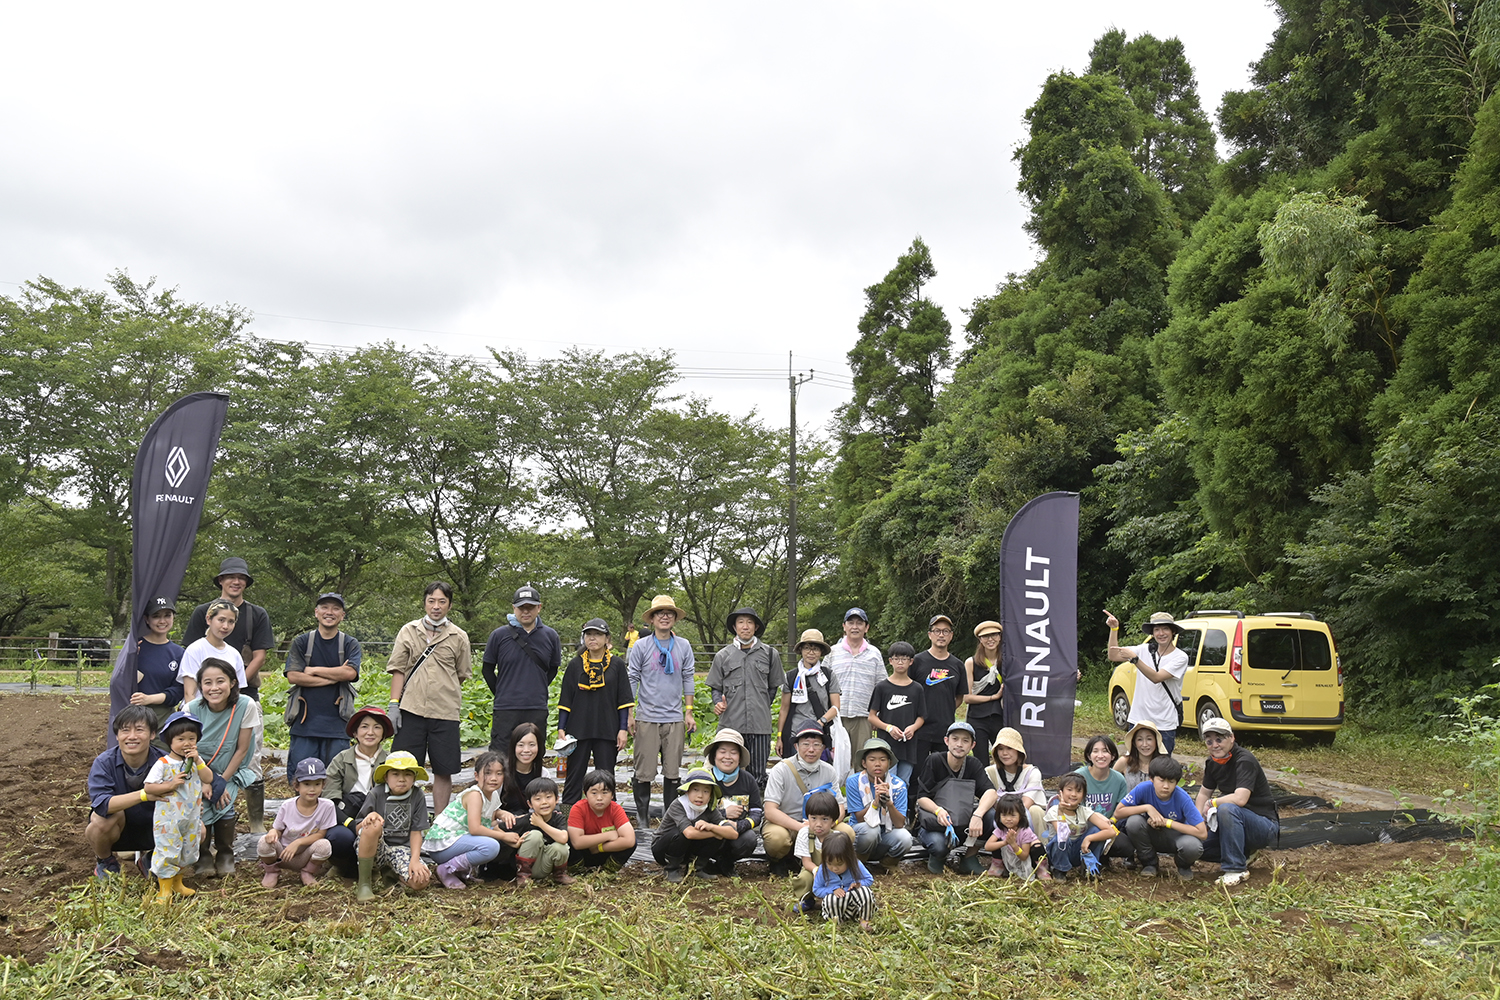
788, 353, 812, 650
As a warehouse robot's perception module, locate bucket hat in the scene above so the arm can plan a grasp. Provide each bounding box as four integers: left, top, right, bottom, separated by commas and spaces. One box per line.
213, 556, 254, 587
345, 705, 395, 740
725, 607, 765, 637
794, 628, 831, 656
1142, 612, 1184, 635
373, 750, 430, 784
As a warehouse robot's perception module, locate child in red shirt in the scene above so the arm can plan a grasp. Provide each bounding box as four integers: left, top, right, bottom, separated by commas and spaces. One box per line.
567, 769, 637, 871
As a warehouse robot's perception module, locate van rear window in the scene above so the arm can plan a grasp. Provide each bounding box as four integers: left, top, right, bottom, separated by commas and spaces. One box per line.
1246, 628, 1333, 671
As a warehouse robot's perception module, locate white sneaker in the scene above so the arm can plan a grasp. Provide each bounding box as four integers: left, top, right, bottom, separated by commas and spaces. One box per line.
1217, 870, 1250, 887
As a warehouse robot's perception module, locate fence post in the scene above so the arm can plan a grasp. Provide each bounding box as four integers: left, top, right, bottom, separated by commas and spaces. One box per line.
47, 632, 59, 666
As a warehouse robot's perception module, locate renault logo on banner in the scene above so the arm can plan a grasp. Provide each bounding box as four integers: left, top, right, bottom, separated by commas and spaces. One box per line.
164, 446, 191, 489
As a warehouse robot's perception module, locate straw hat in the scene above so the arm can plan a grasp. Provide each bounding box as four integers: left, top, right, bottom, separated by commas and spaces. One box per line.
794, 628, 831, 656
643, 594, 683, 622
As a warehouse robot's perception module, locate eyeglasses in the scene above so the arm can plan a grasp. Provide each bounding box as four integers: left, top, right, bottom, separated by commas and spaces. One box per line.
929, 628, 953, 636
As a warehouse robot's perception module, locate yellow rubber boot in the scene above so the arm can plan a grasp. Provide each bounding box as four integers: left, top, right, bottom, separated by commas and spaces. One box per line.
173, 873, 196, 897
153, 876, 174, 905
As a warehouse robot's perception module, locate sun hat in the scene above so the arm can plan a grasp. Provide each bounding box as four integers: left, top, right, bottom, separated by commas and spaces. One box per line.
725, 607, 765, 637
992, 727, 1027, 757
213, 556, 254, 587
794, 628, 831, 656
973, 620, 1002, 638
1142, 612, 1184, 635
373, 750, 429, 784
552, 734, 579, 757
677, 768, 723, 808
158, 710, 202, 741
704, 727, 748, 761
643, 594, 683, 622
345, 705, 395, 740
856, 737, 896, 766
1122, 720, 1165, 754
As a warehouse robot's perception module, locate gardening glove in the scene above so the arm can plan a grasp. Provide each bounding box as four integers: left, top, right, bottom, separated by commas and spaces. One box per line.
944, 823, 959, 848
1082, 851, 1101, 876
387, 701, 402, 732
1205, 806, 1219, 832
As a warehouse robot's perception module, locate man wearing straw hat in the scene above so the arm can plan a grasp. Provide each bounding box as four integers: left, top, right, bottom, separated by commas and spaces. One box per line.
626, 594, 697, 828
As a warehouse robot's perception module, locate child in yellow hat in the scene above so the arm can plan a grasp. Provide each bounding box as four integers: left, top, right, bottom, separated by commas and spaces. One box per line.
353, 750, 432, 900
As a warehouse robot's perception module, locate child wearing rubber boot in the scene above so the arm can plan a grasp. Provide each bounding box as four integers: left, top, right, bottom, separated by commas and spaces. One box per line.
515, 776, 574, 885
144, 711, 214, 904
258, 757, 335, 887
354, 751, 432, 900
652, 769, 738, 882
424, 751, 521, 888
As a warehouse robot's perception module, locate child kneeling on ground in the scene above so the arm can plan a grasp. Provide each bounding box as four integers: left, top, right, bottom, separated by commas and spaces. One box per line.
1042, 773, 1117, 881
985, 793, 1044, 880
1113, 755, 1206, 879
354, 750, 432, 900
424, 751, 522, 888
652, 768, 738, 882
812, 830, 876, 931
568, 769, 637, 871
516, 776, 574, 885
259, 757, 335, 887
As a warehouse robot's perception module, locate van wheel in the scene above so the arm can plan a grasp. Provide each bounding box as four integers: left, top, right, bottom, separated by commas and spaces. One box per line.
1111, 689, 1131, 730
1196, 700, 1223, 736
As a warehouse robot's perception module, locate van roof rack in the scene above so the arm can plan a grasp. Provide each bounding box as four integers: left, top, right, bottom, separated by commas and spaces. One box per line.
1189, 609, 1244, 618
1262, 612, 1319, 621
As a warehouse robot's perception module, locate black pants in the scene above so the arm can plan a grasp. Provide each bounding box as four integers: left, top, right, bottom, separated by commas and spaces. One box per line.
489, 708, 549, 755
562, 738, 619, 805
651, 825, 730, 870
742, 733, 772, 789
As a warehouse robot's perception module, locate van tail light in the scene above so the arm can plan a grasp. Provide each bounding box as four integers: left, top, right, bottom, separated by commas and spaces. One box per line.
1230, 622, 1243, 683
1336, 651, 1343, 686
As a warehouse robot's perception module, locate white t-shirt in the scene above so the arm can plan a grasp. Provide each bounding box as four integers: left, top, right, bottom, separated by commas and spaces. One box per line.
178, 637, 247, 688
1124, 641, 1189, 731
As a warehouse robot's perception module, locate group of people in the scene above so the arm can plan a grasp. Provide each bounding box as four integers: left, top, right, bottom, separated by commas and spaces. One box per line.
88, 567, 1280, 925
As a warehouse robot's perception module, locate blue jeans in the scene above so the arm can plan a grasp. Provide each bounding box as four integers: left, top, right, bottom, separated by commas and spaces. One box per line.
1045, 834, 1104, 875
1204, 803, 1278, 872
893, 760, 914, 786
1159, 728, 1177, 754
855, 824, 913, 863
428, 834, 502, 867
288, 735, 349, 779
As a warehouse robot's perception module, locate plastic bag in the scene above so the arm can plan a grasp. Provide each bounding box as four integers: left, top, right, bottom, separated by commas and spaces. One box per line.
830, 718, 852, 786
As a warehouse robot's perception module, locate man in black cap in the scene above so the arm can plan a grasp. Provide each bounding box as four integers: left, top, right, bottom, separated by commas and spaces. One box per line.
284, 592, 363, 778
184, 556, 274, 831
482, 584, 562, 756
707, 607, 783, 788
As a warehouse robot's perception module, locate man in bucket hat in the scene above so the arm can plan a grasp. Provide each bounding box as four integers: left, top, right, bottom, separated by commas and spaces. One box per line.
183, 556, 274, 832
707, 607, 783, 788
1104, 610, 1190, 753
626, 595, 697, 827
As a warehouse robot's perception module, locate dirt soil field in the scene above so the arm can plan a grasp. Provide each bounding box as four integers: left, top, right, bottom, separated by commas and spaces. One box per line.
0, 692, 1468, 960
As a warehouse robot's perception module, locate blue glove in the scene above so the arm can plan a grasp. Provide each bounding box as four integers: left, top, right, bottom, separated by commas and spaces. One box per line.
1083, 851, 1101, 876
944, 823, 959, 848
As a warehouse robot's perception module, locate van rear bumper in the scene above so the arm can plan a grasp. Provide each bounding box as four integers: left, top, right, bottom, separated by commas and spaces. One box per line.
1229, 702, 1344, 726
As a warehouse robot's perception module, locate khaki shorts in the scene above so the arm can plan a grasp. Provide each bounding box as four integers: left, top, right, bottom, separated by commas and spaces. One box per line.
633, 721, 686, 783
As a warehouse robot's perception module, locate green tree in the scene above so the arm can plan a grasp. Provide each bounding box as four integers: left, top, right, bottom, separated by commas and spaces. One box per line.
1087, 29, 1218, 223
0, 272, 244, 630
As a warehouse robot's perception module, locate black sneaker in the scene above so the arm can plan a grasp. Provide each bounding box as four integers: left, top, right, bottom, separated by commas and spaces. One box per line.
1176, 864, 1194, 881
1139, 864, 1159, 878
663, 867, 685, 884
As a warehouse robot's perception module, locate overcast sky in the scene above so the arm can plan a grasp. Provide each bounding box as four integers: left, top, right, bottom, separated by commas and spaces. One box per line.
2, 2, 1280, 430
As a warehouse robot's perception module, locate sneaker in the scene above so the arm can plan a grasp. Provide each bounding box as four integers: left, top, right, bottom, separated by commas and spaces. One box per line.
987, 859, 1006, 878
1217, 870, 1250, 887
1175, 865, 1194, 881
794, 892, 817, 915
134, 851, 152, 879
663, 867, 685, 884
1138, 865, 1159, 878
94, 856, 121, 879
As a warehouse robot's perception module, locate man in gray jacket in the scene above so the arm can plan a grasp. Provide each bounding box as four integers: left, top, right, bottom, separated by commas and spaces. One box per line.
707, 607, 782, 789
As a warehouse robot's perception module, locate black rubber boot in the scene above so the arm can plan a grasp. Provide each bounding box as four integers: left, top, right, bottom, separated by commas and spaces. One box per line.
632, 779, 653, 829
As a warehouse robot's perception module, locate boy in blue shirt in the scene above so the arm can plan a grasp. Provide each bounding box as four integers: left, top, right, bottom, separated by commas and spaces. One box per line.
844, 738, 912, 871
1113, 755, 1207, 879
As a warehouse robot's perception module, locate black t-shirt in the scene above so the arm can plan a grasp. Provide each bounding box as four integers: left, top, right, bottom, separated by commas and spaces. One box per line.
914, 751, 993, 804
912, 651, 968, 744
286, 630, 364, 740
714, 768, 764, 834
136, 639, 186, 706
1203, 745, 1278, 821
557, 651, 634, 740
183, 599, 274, 692
966, 656, 1003, 723
870, 678, 929, 765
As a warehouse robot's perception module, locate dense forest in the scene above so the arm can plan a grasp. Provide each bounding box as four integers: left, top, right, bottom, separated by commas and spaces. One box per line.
3, 1, 1498, 715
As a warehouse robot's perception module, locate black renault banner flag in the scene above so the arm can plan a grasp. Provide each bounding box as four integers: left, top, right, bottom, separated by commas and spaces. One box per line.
107, 392, 230, 739
1000, 491, 1080, 777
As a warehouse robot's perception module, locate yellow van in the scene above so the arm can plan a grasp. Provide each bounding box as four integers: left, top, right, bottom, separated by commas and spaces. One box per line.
1107, 611, 1343, 745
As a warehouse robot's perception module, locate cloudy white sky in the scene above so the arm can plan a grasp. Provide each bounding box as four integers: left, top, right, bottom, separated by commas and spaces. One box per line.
2, 2, 1280, 429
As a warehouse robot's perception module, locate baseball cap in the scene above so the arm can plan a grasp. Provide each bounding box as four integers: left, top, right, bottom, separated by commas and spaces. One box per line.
292, 757, 328, 783
512, 584, 542, 606
843, 607, 869, 622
